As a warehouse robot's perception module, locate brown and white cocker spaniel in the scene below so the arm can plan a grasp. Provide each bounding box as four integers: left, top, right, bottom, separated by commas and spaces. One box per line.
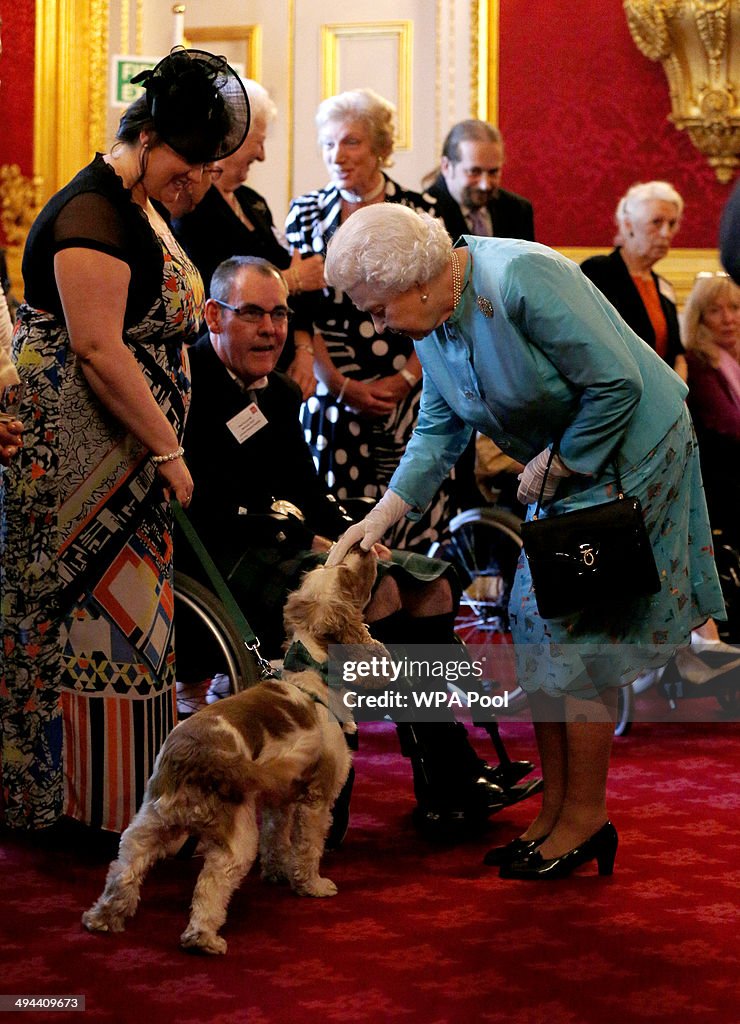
82, 546, 386, 955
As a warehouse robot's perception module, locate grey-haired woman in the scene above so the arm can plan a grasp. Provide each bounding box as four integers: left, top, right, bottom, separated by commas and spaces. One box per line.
326, 202, 724, 881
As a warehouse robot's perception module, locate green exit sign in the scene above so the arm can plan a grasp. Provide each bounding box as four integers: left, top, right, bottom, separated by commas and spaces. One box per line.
111, 55, 161, 108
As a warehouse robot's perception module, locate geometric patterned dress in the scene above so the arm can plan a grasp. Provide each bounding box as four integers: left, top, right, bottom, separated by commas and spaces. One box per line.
1, 158, 202, 832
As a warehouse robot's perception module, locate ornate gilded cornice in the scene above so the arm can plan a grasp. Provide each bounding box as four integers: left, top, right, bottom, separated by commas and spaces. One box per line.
624, 0, 740, 183
0, 164, 43, 248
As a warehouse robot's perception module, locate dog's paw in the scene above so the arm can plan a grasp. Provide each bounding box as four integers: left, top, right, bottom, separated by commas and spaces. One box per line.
296, 876, 338, 898
81, 906, 126, 934
261, 868, 289, 885
180, 926, 228, 956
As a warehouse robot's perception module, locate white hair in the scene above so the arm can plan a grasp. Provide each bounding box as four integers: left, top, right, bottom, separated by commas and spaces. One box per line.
325, 204, 452, 298
316, 88, 396, 164
242, 78, 277, 126
616, 180, 684, 230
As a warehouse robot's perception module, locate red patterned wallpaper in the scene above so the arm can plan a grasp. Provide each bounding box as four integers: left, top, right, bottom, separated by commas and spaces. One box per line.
498, 0, 735, 248
0, 0, 36, 245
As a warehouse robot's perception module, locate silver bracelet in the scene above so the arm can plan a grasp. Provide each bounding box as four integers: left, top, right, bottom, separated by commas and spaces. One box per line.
399, 367, 419, 388
336, 378, 349, 404
151, 445, 185, 465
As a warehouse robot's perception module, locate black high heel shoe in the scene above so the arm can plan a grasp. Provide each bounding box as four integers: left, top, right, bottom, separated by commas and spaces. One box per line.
499, 821, 618, 879
483, 834, 548, 867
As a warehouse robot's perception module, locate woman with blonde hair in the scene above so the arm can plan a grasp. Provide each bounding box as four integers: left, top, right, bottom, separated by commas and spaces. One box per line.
285, 88, 450, 551
682, 271, 740, 545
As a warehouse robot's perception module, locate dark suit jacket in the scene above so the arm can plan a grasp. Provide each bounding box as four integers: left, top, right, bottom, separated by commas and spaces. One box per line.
720, 177, 740, 285
427, 174, 535, 242
580, 248, 682, 369
183, 336, 350, 567
172, 184, 289, 293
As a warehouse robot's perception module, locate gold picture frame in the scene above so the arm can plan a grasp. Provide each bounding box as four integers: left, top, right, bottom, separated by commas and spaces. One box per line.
321, 21, 413, 150
183, 25, 262, 81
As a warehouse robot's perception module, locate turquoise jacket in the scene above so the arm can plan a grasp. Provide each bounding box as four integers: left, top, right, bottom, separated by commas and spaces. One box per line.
390, 236, 688, 514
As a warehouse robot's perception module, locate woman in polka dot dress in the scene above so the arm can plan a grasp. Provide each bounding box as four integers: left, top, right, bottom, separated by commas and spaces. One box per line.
285, 88, 452, 551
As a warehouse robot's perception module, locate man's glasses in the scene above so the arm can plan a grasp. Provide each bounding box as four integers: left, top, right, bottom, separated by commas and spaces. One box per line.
212, 299, 293, 324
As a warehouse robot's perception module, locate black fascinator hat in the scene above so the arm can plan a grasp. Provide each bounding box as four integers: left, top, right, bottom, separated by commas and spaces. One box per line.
130, 47, 250, 164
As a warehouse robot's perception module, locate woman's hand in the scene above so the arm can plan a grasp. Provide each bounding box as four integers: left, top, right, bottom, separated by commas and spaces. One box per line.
342, 378, 397, 418
517, 448, 572, 505
286, 347, 317, 400
371, 372, 416, 405
288, 251, 325, 294
156, 457, 194, 508
0, 416, 22, 466
325, 490, 411, 566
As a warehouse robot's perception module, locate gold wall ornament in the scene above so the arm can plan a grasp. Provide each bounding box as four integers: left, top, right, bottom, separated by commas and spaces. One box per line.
0, 164, 44, 295
475, 0, 500, 124
35, 0, 110, 205
624, 0, 740, 183
0, 165, 43, 249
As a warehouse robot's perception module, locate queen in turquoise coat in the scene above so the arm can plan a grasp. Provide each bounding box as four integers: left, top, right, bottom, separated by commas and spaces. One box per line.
323, 203, 725, 881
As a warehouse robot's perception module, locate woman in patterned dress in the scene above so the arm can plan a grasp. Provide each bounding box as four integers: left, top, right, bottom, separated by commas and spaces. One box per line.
285, 88, 451, 551
0, 50, 249, 833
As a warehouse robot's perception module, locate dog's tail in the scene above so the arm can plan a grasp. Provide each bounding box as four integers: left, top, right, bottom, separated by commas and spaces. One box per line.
148, 730, 315, 823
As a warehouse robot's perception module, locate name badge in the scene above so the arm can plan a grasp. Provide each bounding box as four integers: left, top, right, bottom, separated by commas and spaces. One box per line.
226, 402, 268, 443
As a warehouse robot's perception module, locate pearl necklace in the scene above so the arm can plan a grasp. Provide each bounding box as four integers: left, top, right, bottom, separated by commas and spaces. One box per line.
339, 175, 386, 205
449, 249, 463, 311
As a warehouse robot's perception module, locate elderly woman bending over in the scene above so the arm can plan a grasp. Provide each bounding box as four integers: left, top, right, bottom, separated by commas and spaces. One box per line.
326, 204, 724, 880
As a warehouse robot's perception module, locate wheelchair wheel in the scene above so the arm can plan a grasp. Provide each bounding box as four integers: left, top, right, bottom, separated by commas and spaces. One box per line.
441, 507, 527, 713
174, 571, 261, 709
614, 684, 634, 736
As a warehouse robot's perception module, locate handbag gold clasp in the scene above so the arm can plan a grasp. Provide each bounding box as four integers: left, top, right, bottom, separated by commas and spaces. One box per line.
579, 544, 596, 567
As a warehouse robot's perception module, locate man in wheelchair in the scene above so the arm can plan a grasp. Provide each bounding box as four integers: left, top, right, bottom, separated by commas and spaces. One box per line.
180, 255, 537, 838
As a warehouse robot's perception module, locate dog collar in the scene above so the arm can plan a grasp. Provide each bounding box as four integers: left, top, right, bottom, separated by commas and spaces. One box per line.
282, 640, 350, 729
283, 639, 328, 677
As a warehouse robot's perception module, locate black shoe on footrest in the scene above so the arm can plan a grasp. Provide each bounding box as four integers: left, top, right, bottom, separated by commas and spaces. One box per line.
498, 777, 544, 806
478, 759, 535, 789
412, 777, 507, 841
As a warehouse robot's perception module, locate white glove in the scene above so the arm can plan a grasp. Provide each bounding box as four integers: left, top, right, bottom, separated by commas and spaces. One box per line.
517, 448, 572, 505
325, 489, 411, 566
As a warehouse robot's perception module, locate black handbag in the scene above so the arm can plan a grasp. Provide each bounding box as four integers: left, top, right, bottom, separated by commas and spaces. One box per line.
520, 448, 661, 619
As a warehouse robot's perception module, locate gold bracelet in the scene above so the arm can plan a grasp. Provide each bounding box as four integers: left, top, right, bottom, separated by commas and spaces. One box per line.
399, 367, 419, 388
151, 445, 185, 465
290, 267, 302, 294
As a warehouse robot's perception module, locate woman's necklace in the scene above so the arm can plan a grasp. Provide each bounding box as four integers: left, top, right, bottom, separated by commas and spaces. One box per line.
339, 174, 386, 205
450, 249, 463, 311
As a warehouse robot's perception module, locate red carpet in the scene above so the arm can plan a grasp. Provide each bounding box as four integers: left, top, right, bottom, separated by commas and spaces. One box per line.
1, 718, 738, 1024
